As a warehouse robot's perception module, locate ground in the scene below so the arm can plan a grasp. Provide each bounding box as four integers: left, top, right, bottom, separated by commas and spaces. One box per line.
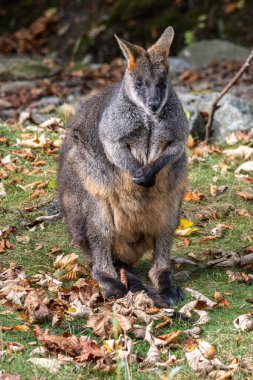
0, 117, 253, 379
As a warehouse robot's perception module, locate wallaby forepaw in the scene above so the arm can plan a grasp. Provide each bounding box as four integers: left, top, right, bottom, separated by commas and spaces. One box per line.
160, 285, 184, 306
133, 166, 156, 187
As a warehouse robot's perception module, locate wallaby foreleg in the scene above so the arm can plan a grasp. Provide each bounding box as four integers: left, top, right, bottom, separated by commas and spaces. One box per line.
133, 141, 184, 187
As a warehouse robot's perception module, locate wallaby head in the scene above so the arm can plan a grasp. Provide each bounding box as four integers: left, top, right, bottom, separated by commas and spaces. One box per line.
115, 26, 174, 116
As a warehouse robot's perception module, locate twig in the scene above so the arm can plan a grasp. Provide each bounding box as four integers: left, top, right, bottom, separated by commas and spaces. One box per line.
204, 49, 253, 144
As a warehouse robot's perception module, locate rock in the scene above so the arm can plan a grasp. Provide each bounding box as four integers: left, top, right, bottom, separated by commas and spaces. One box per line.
179, 40, 251, 68
0, 56, 59, 80
178, 92, 253, 143
0, 81, 37, 94
30, 96, 62, 108
169, 57, 193, 73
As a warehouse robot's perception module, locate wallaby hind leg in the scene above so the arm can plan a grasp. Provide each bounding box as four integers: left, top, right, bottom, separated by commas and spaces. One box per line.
91, 238, 128, 299
114, 263, 169, 308
149, 225, 183, 306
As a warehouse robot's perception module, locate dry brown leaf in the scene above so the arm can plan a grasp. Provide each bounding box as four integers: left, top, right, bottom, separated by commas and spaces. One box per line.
157, 330, 182, 344
199, 235, 218, 244
24, 291, 51, 324
213, 290, 221, 300
183, 191, 204, 202
185, 339, 221, 376
210, 184, 218, 197
119, 268, 128, 289
233, 314, 253, 332
16, 134, 49, 149
224, 145, 253, 160
155, 316, 172, 330
143, 322, 161, 365
0, 372, 21, 380
185, 288, 217, 308
185, 326, 202, 338
87, 306, 133, 338
0, 324, 29, 332
34, 326, 81, 356
236, 191, 253, 201
75, 336, 104, 362
194, 310, 211, 325
235, 161, 253, 174
53, 253, 79, 271
216, 298, 230, 308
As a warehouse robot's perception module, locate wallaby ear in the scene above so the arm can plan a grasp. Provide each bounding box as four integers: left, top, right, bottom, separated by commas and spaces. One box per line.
147, 26, 174, 65
115, 35, 144, 71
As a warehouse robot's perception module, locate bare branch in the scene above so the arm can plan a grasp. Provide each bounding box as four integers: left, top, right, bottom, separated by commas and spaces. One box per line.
204, 49, 253, 144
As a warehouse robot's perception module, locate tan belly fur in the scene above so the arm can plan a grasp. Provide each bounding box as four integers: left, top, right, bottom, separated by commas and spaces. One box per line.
100, 169, 185, 264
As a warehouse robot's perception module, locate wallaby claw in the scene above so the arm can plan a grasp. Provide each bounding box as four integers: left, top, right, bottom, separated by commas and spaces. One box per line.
133, 166, 156, 187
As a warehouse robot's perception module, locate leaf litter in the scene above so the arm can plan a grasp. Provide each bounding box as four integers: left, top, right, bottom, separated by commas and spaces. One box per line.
1, 75, 253, 378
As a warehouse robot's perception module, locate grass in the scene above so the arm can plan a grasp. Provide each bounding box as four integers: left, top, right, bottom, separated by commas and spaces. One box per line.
0, 120, 253, 379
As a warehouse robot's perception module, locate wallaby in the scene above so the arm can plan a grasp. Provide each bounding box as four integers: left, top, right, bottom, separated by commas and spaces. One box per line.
58, 26, 189, 307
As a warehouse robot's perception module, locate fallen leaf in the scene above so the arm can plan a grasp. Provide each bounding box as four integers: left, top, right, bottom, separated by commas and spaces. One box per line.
235, 208, 252, 218
34, 326, 81, 356
185, 339, 221, 376
24, 290, 51, 323
183, 191, 204, 202
176, 219, 199, 237
53, 253, 79, 271
87, 306, 132, 338
66, 299, 91, 318
157, 330, 182, 344
224, 146, 253, 160
194, 310, 211, 325
75, 336, 104, 362
185, 288, 217, 309
235, 161, 253, 174
120, 268, 128, 289
233, 314, 253, 332
28, 358, 61, 373
143, 322, 161, 365
0, 325, 29, 332
236, 191, 253, 201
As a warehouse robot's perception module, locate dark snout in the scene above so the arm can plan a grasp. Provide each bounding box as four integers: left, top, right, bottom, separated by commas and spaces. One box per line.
148, 99, 160, 113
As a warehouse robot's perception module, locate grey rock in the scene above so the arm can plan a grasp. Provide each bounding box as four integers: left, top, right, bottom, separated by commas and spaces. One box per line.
179, 40, 251, 68
169, 57, 193, 73
178, 91, 253, 142
0, 81, 37, 94
30, 96, 62, 108
0, 56, 59, 80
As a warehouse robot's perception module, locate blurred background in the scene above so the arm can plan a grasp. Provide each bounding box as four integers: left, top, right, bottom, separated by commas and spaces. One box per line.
0, 0, 252, 142
0, 0, 252, 62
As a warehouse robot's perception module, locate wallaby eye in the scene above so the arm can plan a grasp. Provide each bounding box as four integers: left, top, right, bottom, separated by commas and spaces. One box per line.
135, 80, 143, 88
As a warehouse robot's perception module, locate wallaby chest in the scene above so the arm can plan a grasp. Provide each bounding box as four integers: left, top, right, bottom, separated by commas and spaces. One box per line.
128, 115, 172, 165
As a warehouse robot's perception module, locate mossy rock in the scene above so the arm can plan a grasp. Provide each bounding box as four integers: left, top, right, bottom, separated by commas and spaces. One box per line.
0, 56, 59, 80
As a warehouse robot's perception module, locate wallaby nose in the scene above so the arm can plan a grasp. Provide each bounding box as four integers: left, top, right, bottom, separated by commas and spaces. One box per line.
148, 100, 160, 112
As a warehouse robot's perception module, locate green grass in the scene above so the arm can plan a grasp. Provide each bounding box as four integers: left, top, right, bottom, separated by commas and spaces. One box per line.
0, 121, 253, 379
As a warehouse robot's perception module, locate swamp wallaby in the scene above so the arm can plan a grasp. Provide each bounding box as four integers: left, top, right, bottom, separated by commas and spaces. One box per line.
58, 26, 189, 306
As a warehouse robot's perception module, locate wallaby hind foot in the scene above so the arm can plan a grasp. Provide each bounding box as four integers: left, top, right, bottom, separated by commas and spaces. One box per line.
114, 264, 172, 308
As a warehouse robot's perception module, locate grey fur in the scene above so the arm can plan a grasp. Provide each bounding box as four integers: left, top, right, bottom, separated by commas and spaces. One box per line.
58, 26, 189, 305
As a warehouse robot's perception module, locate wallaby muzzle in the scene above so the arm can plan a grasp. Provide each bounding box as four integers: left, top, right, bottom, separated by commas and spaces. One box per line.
148, 99, 160, 112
